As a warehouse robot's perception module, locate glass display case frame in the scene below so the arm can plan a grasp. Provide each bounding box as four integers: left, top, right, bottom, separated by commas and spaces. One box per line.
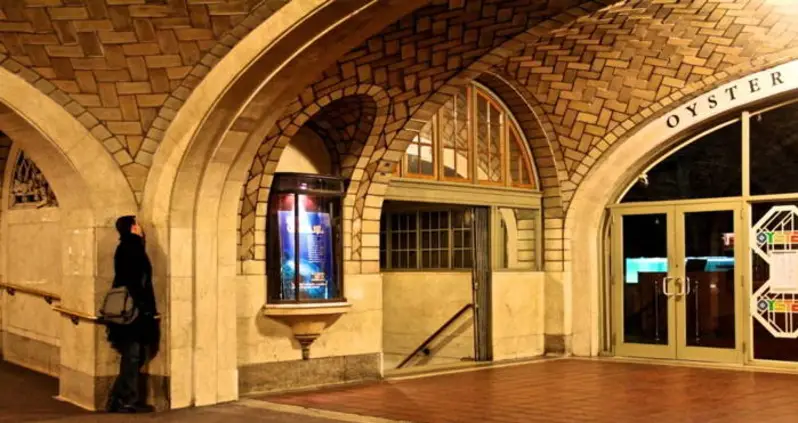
266, 173, 347, 304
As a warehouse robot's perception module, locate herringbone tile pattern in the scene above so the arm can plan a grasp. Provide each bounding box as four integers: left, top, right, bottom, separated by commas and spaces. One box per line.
0, 0, 289, 194
238, 0, 798, 273
237, 0, 605, 269
506, 0, 798, 204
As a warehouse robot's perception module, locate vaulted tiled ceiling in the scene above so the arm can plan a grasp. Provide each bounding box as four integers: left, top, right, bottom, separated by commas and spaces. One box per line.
2, 0, 798, 209
502, 0, 798, 193
0, 0, 289, 191
235, 0, 798, 267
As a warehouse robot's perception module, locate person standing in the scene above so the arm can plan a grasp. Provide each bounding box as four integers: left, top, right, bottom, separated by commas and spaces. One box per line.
106, 216, 159, 413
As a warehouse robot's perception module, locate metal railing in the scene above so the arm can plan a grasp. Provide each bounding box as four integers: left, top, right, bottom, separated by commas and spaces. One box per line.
397, 303, 474, 369
0, 281, 60, 304
0, 281, 102, 325
53, 305, 101, 325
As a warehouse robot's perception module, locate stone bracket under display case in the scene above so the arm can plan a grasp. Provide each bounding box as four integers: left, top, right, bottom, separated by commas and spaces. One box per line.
261, 302, 351, 360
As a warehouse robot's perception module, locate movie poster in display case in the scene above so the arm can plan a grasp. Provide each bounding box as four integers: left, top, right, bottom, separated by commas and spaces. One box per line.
277, 207, 335, 300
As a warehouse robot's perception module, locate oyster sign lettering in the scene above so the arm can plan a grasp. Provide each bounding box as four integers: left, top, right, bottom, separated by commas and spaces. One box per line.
665, 71, 786, 130
751, 206, 798, 338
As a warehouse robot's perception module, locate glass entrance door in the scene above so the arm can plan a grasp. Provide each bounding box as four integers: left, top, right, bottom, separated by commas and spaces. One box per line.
612, 202, 743, 362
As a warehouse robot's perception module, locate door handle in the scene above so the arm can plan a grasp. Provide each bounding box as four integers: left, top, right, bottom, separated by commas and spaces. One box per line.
680, 277, 692, 297
672, 277, 692, 297
661, 277, 675, 297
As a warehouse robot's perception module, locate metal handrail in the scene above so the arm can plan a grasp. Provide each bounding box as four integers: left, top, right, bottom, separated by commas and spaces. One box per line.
397, 303, 474, 369
52, 305, 100, 325
1, 281, 161, 326
0, 281, 60, 304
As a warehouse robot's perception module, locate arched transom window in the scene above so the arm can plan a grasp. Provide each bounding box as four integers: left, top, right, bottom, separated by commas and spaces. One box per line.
397, 82, 538, 190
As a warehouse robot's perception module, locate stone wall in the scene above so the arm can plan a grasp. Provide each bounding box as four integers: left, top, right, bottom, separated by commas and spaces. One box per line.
382, 271, 475, 370
0, 143, 62, 376
4, 0, 798, 410
492, 271, 545, 361
237, 273, 382, 394
1, 208, 62, 376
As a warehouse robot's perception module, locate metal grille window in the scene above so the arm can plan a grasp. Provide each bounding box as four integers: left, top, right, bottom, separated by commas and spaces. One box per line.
452, 210, 473, 268
380, 209, 473, 270
385, 212, 418, 269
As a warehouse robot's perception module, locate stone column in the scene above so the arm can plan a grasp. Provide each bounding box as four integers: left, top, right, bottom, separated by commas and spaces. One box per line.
57, 211, 110, 409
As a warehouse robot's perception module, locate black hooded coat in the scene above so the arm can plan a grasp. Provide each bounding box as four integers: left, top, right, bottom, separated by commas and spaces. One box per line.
106, 222, 159, 355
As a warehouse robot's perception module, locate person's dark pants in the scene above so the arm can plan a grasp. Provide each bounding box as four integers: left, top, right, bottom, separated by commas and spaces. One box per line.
109, 340, 144, 408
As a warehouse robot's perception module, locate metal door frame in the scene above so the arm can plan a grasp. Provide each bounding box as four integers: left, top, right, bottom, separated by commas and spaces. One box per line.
673, 201, 744, 363
471, 206, 492, 361
610, 200, 745, 363
611, 204, 677, 359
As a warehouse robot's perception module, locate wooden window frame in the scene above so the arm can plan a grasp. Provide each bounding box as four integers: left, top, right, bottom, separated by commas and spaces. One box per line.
403, 117, 438, 180
439, 85, 472, 183
398, 82, 540, 192
474, 90, 505, 187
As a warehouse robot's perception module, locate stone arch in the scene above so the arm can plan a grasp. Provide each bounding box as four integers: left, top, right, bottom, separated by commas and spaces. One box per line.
474, 71, 571, 292
0, 1, 300, 197
0, 73, 135, 217
139, 0, 428, 408
239, 85, 389, 265
340, 1, 615, 270
147, 6, 631, 397
565, 51, 798, 358
0, 67, 136, 409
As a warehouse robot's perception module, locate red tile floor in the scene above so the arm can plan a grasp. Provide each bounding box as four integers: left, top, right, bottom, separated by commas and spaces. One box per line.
265, 358, 798, 423
7, 358, 798, 422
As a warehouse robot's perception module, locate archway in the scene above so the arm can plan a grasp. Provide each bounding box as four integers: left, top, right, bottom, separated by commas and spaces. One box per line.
142, 0, 623, 407
566, 59, 798, 357
0, 68, 137, 410
140, 0, 427, 408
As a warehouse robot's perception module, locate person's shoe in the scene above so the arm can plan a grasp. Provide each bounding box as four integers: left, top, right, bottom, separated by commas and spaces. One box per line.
118, 404, 138, 413
106, 402, 138, 414
132, 404, 155, 413
105, 399, 121, 413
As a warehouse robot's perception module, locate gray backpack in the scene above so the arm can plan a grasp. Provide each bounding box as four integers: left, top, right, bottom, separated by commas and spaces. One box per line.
99, 286, 139, 325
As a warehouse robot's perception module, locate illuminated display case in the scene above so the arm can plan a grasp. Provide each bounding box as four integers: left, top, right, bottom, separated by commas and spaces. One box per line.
267, 173, 346, 304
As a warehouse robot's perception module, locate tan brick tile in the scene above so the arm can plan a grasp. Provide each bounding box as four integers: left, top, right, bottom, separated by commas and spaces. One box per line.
107, 120, 142, 135
119, 95, 139, 120
122, 42, 161, 56
47, 7, 89, 21
116, 81, 151, 94
89, 107, 123, 120
71, 93, 101, 107
73, 20, 114, 32
97, 31, 137, 44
